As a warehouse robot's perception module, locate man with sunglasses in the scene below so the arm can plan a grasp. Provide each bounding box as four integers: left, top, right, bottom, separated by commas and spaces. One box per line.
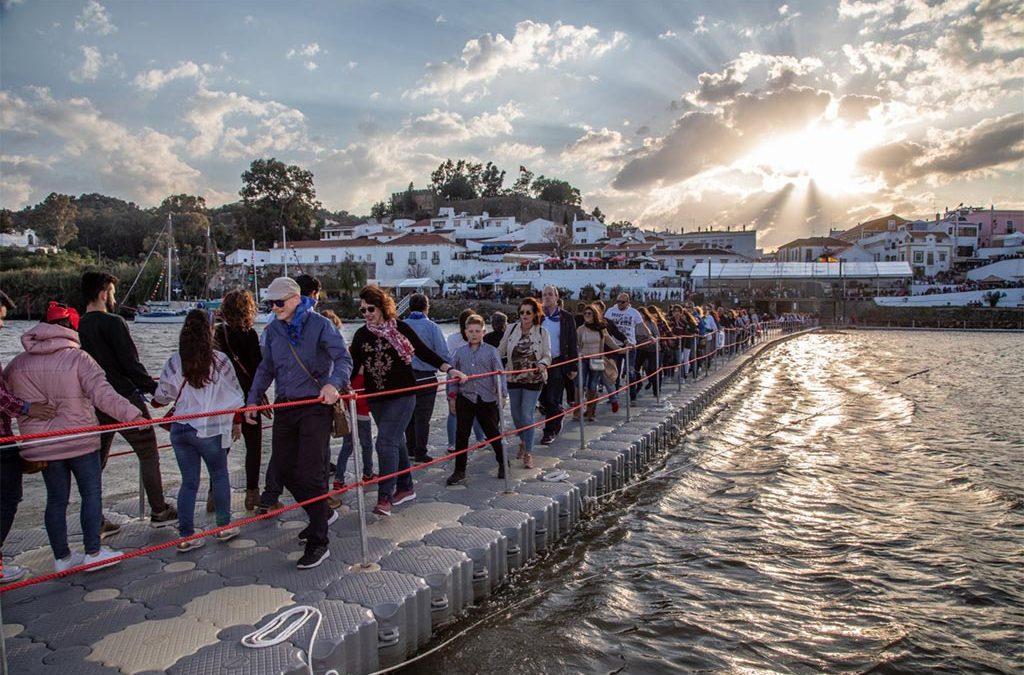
604, 292, 644, 402
244, 277, 352, 569
538, 285, 579, 445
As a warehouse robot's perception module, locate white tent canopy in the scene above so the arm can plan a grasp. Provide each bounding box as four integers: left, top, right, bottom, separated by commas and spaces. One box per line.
397, 277, 440, 289
966, 258, 1024, 281
690, 261, 912, 280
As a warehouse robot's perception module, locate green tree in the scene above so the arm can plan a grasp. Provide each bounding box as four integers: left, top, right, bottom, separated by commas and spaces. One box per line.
370, 200, 393, 221
609, 219, 634, 229
430, 159, 484, 200
440, 174, 476, 201
509, 167, 534, 196
589, 206, 606, 223
240, 158, 321, 246
531, 176, 581, 206
0, 209, 14, 234
400, 182, 418, 215
327, 260, 369, 301
480, 162, 506, 197
30, 193, 78, 247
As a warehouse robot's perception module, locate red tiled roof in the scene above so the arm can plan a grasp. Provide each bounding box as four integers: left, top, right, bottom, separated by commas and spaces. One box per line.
388, 233, 460, 246
778, 236, 851, 249
287, 238, 379, 249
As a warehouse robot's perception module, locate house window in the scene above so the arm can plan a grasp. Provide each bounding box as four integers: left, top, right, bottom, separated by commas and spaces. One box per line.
431, 252, 440, 264
367, 254, 372, 262
408, 253, 416, 264
913, 251, 924, 263
1009, 220, 1015, 233
939, 252, 946, 262
331, 255, 336, 263
927, 252, 934, 266
386, 252, 393, 266
313, 255, 319, 263
420, 250, 427, 260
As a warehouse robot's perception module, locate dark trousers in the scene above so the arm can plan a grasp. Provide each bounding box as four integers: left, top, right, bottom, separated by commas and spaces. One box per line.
454, 395, 503, 473
97, 391, 168, 513
0, 444, 22, 547
269, 403, 332, 547
240, 417, 263, 491
404, 370, 438, 459
539, 362, 569, 436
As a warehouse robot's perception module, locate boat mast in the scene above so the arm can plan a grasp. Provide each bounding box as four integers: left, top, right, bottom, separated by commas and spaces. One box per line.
282, 224, 288, 277
251, 238, 259, 300
167, 214, 173, 304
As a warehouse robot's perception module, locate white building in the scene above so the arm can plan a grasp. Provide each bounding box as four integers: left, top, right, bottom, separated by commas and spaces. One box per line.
654, 245, 753, 274
225, 248, 271, 267
0, 228, 49, 251
571, 216, 607, 244
429, 208, 518, 243
653, 227, 760, 258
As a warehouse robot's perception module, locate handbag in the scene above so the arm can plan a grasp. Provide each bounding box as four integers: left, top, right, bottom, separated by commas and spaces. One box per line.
158, 385, 184, 433
221, 327, 272, 419
286, 343, 350, 439
588, 357, 605, 371
603, 357, 618, 383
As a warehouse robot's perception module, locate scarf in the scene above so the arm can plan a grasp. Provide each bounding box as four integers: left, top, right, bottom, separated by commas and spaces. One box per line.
367, 318, 415, 365
282, 296, 315, 345
584, 320, 605, 332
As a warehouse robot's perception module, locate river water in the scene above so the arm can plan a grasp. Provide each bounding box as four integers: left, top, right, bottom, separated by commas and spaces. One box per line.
413, 330, 1023, 674
2, 323, 1022, 672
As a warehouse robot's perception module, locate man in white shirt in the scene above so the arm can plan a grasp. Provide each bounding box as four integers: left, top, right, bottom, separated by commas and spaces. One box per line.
603, 293, 644, 403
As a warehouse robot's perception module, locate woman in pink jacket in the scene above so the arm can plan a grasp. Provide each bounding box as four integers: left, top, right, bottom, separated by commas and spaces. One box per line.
5, 303, 144, 573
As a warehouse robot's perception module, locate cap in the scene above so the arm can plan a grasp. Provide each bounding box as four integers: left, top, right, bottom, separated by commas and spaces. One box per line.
46, 301, 80, 330
265, 277, 301, 301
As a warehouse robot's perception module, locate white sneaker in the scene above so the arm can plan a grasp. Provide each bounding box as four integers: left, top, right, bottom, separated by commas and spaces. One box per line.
83, 547, 122, 572
54, 551, 85, 573
1, 562, 27, 583
328, 511, 339, 526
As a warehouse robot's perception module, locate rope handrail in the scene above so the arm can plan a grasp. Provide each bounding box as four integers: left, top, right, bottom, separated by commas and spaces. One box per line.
0, 320, 811, 593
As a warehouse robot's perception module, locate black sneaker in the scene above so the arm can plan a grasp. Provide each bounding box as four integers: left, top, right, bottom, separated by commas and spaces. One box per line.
298, 511, 339, 541
539, 434, 555, 445
296, 544, 330, 569
412, 453, 432, 464
445, 471, 466, 486
497, 467, 506, 480
149, 505, 178, 528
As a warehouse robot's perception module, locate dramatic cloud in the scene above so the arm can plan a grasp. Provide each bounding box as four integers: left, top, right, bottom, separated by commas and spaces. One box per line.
404, 102, 523, 143
921, 112, 1024, 176
561, 127, 626, 171
404, 20, 627, 98
836, 93, 882, 122
74, 0, 116, 35
184, 88, 311, 159
133, 61, 203, 91
0, 88, 199, 205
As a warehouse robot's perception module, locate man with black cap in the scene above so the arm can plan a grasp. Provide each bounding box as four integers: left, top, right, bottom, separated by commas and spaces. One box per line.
245, 277, 352, 569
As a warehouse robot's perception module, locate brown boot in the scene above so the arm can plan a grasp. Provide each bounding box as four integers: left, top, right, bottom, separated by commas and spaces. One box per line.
244, 489, 259, 511
584, 390, 598, 421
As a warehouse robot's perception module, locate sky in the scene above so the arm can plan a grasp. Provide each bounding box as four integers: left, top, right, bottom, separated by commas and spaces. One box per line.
1, 0, 1021, 249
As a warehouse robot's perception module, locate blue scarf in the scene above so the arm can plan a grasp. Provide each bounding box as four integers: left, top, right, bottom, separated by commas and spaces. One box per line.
281, 296, 315, 345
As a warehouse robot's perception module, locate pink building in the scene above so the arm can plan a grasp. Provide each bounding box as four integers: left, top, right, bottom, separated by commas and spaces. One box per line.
947, 207, 1022, 248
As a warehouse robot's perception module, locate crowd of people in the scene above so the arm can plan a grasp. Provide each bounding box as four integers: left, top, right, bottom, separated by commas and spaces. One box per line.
0, 273, 797, 582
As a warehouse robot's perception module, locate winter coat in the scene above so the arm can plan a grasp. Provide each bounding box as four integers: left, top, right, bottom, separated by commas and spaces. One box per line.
5, 322, 142, 461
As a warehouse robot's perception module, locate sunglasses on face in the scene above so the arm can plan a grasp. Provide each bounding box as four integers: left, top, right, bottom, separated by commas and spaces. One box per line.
360, 306, 378, 314
519, 310, 533, 316
270, 297, 292, 308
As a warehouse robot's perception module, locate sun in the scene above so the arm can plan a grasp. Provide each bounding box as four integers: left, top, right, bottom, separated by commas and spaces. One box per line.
739, 121, 885, 195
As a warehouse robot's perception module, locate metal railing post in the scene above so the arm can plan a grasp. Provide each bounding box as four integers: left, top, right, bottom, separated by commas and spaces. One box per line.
676, 341, 683, 392
654, 338, 661, 404
495, 372, 511, 493
348, 396, 373, 572
624, 345, 632, 422
576, 356, 586, 451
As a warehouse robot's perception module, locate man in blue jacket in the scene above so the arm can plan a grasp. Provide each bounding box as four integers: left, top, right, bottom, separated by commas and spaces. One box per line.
402, 293, 449, 464
244, 277, 352, 569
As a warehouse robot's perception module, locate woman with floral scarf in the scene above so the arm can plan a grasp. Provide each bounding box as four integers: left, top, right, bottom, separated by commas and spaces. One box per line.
348, 286, 465, 517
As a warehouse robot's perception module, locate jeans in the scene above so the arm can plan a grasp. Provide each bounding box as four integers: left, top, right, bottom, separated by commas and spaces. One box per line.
507, 387, 542, 453
336, 417, 374, 482
97, 391, 169, 513
369, 394, 416, 503
405, 371, 438, 458
0, 444, 23, 548
170, 423, 231, 538
446, 411, 485, 448
583, 363, 604, 391
453, 396, 503, 473
539, 363, 570, 436
41, 450, 102, 559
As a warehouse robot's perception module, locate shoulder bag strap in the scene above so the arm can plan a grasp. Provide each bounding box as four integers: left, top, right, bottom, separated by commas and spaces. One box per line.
286, 341, 322, 389
220, 326, 252, 380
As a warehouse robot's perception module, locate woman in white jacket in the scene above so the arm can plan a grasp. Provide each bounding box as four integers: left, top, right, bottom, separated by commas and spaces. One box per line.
153, 309, 243, 552
497, 298, 551, 468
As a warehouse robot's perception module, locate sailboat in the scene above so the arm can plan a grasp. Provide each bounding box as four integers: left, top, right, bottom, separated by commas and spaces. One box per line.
135, 216, 189, 323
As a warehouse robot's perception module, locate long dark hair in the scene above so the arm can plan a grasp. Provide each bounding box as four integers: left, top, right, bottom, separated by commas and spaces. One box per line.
180, 309, 214, 389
